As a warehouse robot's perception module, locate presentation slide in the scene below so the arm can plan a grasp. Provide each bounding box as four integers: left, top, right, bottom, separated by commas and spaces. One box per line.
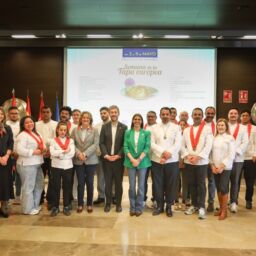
65, 48, 216, 124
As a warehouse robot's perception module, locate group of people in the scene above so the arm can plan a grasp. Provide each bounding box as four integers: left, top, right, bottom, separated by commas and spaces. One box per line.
0, 104, 255, 221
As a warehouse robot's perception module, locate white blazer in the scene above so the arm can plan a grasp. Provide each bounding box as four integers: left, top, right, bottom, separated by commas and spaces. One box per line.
151, 122, 181, 163
210, 133, 235, 170
181, 125, 213, 165
244, 124, 256, 160
16, 131, 44, 166
229, 123, 249, 162
49, 137, 75, 170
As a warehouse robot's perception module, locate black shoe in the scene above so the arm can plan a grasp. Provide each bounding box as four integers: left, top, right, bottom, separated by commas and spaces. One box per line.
0, 208, 9, 218
104, 205, 111, 213
246, 201, 252, 209
93, 198, 105, 205
207, 203, 214, 212
152, 208, 163, 216
47, 203, 53, 211
136, 211, 142, 217
130, 211, 136, 216
50, 207, 60, 217
63, 207, 71, 216
116, 205, 122, 213
166, 206, 173, 217
112, 198, 117, 205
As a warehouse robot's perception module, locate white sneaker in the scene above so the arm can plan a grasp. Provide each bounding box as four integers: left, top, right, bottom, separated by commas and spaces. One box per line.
36, 206, 42, 212
230, 202, 238, 213
198, 208, 206, 220
29, 209, 39, 215
185, 206, 196, 215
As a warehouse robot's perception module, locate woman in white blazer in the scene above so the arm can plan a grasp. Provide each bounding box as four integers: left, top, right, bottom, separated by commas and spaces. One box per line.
49, 121, 75, 217
16, 116, 45, 215
210, 118, 235, 220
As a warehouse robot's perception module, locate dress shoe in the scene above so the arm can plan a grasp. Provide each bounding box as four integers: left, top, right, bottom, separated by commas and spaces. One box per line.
136, 211, 142, 217
116, 205, 122, 213
246, 201, 252, 209
104, 205, 111, 213
47, 203, 53, 211
93, 198, 105, 205
50, 207, 59, 217
77, 206, 83, 213
130, 211, 136, 216
207, 202, 214, 212
166, 206, 173, 217
152, 208, 163, 216
0, 208, 9, 218
63, 207, 71, 216
87, 206, 93, 213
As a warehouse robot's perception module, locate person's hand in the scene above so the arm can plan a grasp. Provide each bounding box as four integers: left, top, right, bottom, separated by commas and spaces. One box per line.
216, 163, 225, 174
253, 156, 256, 162
189, 156, 201, 165
211, 165, 217, 174
33, 149, 42, 155
162, 151, 172, 160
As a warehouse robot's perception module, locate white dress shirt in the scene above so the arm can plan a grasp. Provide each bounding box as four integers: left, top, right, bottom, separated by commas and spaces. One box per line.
49, 137, 75, 169
181, 124, 213, 165
151, 122, 182, 163
6, 120, 20, 153
16, 131, 44, 166
111, 123, 117, 155
229, 123, 249, 162
210, 133, 235, 170
244, 124, 256, 160
36, 120, 58, 147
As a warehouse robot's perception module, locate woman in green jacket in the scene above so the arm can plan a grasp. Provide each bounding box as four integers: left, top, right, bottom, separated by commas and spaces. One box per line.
124, 114, 151, 216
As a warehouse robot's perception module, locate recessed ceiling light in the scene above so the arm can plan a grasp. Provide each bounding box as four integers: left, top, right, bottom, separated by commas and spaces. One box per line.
211, 35, 217, 39
164, 35, 190, 39
243, 35, 256, 39
86, 34, 112, 39
55, 34, 66, 39
132, 33, 144, 39
11, 34, 37, 39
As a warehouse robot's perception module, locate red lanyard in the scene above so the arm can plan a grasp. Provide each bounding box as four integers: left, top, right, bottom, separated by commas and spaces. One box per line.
247, 123, 252, 138
25, 130, 44, 150
190, 122, 205, 151
67, 121, 71, 131
232, 123, 240, 140
54, 137, 70, 150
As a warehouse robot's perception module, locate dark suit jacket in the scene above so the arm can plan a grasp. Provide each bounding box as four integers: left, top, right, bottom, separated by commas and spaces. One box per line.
100, 121, 127, 158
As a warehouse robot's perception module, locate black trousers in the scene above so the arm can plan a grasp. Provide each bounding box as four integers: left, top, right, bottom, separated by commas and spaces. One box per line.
186, 164, 208, 209
41, 157, 54, 203
51, 167, 73, 208
244, 160, 256, 203
151, 161, 179, 208
103, 159, 124, 206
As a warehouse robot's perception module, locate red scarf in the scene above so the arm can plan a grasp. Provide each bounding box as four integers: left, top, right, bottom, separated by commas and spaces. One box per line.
190, 122, 205, 151
67, 121, 72, 131
247, 123, 252, 138
54, 137, 70, 150
25, 130, 44, 151
232, 123, 240, 140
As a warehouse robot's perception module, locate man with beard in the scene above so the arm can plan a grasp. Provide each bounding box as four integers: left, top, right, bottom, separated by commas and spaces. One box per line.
182, 108, 213, 220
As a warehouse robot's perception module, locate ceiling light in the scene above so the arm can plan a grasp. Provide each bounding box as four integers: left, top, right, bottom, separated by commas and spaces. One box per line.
243, 35, 256, 39
164, 35, 190, 39
11, 34, 37, 39
55, 34, 66, 39
86, 34, 112, 39
132, 33, 144, 39
211, 35, 217, 39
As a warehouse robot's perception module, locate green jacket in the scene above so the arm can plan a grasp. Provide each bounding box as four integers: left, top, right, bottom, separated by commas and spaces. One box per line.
124, 128, 152, 169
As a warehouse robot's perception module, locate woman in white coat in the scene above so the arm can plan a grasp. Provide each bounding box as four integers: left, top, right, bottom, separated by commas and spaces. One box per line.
210, 118, 235, 220
16, 116, 45, 215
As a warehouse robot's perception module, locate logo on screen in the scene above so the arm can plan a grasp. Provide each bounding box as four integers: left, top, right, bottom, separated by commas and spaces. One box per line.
123, 48, 158, 58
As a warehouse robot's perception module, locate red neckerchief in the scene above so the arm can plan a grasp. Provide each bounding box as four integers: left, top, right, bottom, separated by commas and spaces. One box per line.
247, 123, 252, 138
232, 123, 240, 140
54, 137, 70, 150
25, 130, 44, 150
190, 122, 205, 151
67, 121, 71, 131
203, 120, 215, 135
144, 123, 147, 129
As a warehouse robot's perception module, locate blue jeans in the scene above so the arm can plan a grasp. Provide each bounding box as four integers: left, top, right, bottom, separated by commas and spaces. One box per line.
17, 164, 44, 214
128, 168, 147, 212
75, 164, 97, 206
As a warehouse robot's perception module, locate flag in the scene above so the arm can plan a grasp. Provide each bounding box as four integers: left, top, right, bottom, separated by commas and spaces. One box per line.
55, 93, 60, 121
38, 91, 45, 120
26, 90, 31, 116
11, 89, 17, 106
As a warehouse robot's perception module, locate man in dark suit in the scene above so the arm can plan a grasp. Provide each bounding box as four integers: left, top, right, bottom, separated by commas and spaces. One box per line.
100, 105, 127, 213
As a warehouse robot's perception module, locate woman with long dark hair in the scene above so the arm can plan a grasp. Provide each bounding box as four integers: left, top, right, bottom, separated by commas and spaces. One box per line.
16, 116, 45, 215
0, 107, 14, 218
